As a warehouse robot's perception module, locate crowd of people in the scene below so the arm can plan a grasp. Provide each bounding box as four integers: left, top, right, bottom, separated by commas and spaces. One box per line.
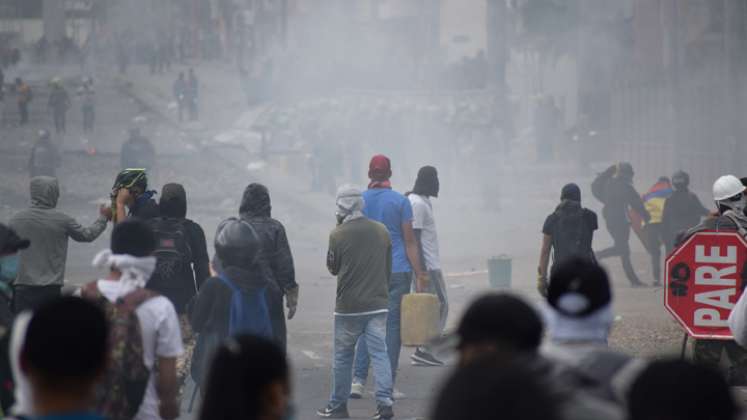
0, 148, 746, 420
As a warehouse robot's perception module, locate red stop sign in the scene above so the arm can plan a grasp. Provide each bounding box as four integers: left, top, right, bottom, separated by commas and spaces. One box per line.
665, 231, 747, 339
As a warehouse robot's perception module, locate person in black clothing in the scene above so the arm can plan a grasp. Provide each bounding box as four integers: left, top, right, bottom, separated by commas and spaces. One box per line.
112, 168, 159, 223
28, 130, 60, 178
239, 183, 299, 352
537, 183, 598, 296
188, 218, 276, 390
593, 163, 650, 287
120, 128, 156, 172
147, 183, 210, 313
661, 170, 710, 252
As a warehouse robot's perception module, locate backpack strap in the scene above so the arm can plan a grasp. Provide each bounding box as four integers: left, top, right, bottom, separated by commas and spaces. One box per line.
217, 274, 241, 293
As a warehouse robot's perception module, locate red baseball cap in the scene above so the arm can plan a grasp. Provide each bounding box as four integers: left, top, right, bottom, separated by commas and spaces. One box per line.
368, 154, 392, 180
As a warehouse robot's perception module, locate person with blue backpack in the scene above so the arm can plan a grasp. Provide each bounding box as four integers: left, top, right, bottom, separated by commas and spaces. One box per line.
188, 218, 277, 392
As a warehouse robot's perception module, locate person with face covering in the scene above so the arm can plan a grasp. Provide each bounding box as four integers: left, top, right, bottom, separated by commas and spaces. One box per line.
681, 175, 747, 385
318, 186, 394, 419
593, 163, 650, 287
239, 183, 298, 352
9, 177, 111, 313
406, 166, 449, 367
351, 155, 428, 400
538, 183, 598, 297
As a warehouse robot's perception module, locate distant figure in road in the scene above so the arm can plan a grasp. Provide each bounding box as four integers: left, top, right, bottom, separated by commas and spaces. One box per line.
317, 186, 394, 420
173, 72, 187, 122
28, 129, 60, 178
592, 163, 650, 287
9, 176, 110, 313
187, 68, 199, 121
120, 127, 156, 172
661, 170, 710, 252
47, 78, 71, 135
15, 78, 32, 126
78, 78, 95, 133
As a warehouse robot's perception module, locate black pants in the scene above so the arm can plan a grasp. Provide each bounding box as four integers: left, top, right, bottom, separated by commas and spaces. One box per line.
18, 102, 28, 125
53, 110, 66, 133
597, 223, 642, 285
644, 223, 667, 283
267, 290, 287, 353
14, 285, 62, 314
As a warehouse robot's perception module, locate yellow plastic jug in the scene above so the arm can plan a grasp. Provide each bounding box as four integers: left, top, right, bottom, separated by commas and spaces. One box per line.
401, 293, 440, 347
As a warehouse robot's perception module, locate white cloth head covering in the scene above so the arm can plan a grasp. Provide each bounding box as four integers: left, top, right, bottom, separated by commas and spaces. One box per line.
93, 249, 156, 291
336, 185, 365, 224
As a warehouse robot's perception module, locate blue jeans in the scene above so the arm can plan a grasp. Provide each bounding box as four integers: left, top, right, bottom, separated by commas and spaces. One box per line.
330, 313, 393, 407
353, 272, 411, 384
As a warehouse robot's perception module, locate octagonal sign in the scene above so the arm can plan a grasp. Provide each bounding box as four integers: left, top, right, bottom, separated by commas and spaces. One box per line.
665, 231, 747, 339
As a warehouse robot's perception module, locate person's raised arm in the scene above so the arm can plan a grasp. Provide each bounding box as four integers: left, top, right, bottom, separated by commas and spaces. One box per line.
66, 206, 109, 242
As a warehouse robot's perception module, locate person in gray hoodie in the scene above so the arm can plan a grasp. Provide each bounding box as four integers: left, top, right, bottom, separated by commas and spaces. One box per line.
9, 176, 110, 313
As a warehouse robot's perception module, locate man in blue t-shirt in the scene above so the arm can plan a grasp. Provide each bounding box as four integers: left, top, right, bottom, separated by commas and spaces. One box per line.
350, 155, 428, 400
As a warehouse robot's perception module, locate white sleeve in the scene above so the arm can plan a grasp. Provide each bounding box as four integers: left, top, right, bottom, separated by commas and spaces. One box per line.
728, 291, 747, 347
410, 197, 426, 230
156, 298, 184, 358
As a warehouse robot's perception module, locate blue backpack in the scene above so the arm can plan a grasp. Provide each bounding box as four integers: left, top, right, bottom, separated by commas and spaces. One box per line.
218, 274, 273, 339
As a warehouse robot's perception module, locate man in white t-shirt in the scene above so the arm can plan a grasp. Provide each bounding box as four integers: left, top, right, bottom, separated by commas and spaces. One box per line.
83, 220, 183, 420
407, 166, 448, 367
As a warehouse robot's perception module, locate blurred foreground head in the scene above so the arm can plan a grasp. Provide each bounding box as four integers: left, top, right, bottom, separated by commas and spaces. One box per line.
545, 257, 613, 344
199, 335, 290, 420
456, 293, 543, 366
628, 359, 737, 420
432, 357, 560, 420
21, 297, 108, 405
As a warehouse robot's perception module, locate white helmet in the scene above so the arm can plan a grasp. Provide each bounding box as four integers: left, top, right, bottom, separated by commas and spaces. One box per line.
713, 175, 746, 214
713, 175, 744, 201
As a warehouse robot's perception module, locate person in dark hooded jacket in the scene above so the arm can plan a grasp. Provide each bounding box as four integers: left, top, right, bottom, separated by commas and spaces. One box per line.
593, 163, 650, 287
147, 183, 210, 314
239, 183, 298, 352
188, 218, 277, 389
661, 170, 710, 252
537, 183, 598, 296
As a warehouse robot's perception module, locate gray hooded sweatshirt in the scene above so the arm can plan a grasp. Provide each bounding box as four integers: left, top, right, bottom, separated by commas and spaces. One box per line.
9, 177, 107, 287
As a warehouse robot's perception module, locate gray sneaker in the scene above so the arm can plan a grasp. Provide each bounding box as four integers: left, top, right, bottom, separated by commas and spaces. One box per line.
372, 404, 394, 420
